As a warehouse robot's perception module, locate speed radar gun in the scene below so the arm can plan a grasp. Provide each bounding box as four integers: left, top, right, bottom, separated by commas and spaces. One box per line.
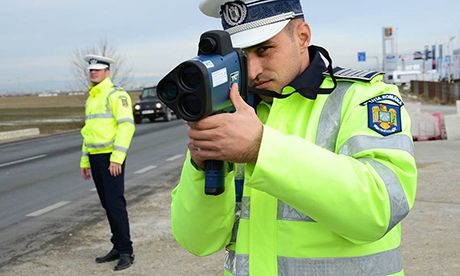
157, 30, 248, 196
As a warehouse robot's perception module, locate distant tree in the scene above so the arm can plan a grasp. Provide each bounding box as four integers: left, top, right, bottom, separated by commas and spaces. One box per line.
69, 37, 133, 92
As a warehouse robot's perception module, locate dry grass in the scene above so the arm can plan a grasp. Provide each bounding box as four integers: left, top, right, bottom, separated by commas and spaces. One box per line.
0, 94, 87, 109
0, 92, 141, 135
0, 89, 436, 136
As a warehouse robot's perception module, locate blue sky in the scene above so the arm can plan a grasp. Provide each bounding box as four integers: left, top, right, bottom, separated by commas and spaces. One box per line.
1, 0, 459, 93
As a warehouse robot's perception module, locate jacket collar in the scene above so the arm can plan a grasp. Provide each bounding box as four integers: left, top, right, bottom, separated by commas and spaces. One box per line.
88, 77, 113, 96
288, 45, 327, 91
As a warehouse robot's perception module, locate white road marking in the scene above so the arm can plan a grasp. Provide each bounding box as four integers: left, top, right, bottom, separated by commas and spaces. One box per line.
134, 165, 157, 174
0, 154, 47, 168
166, 154, 184, 162
90, 188, 97, 192
26, 201, 71, 217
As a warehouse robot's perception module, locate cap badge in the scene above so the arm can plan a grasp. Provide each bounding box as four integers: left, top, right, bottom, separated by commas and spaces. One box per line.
89, 59, 98, 64
221, 1, 247, 27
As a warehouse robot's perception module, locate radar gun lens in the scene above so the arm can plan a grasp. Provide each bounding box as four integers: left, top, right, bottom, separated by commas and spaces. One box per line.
181, 66, 201, 90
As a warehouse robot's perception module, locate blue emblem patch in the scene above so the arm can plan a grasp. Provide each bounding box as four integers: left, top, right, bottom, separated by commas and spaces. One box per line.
361, 94, 403, 136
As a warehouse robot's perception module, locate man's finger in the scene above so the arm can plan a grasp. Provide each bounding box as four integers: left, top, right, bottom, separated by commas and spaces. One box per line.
229, 83, 246, 110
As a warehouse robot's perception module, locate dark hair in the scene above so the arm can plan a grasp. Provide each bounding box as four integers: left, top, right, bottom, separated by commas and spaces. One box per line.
285, 18, 304, 41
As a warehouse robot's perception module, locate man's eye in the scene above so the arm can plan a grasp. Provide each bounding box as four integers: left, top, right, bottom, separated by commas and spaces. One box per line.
258, 46, 272, 53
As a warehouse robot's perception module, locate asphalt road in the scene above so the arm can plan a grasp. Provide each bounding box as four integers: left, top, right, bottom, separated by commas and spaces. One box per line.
0, 119, 189, 267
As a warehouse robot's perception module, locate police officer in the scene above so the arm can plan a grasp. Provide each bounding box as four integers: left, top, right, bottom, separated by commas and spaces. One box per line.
171, 0, 417, 275
80, 54, 135, 271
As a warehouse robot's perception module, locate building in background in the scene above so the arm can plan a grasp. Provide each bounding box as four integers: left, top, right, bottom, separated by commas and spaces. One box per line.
380, 26, 460, 84
451, 48, 460, 82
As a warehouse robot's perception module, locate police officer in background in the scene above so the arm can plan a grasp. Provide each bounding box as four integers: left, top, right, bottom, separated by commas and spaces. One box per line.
80, 54, 135, 271
171, 0, 418, 275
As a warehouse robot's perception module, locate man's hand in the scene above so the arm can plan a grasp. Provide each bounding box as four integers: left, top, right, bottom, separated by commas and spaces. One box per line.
187, 83, 263, 169
109, 162, 122, 177
81, 168, 91, 181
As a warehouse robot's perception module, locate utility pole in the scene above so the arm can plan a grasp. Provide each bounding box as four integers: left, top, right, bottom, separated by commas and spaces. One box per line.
448, 36, 456, 83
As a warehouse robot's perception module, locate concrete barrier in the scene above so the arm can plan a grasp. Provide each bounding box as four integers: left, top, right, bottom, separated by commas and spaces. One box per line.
444, 101, 460, 140
0, 128, 40, 141
406, 102, 443, 141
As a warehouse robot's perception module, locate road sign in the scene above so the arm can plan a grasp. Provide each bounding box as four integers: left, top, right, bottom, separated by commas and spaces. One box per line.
358, 52, 366, 62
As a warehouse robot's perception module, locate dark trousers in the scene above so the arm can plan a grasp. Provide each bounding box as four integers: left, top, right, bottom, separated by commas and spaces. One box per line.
89, 153, 133, 254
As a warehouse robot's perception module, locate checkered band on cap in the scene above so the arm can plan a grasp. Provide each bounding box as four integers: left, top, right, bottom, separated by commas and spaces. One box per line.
88, 59, 110, 67
220, 0, 304, 35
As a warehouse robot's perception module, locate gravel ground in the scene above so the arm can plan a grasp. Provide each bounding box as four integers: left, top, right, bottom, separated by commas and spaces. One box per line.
0, 182, 224, 276
401, 140, 460, 275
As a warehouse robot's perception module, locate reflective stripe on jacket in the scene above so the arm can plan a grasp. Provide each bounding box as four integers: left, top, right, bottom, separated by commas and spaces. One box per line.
171, 74, 417, 276
80, 77, 135, 168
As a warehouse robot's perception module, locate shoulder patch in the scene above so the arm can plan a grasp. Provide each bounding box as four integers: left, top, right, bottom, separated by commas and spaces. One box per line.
119, 95, 129, 107
361, 94, 403, 136
323, 66, 383, 82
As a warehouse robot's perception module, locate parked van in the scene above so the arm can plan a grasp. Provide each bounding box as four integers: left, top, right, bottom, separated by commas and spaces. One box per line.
389, 70, 422, 86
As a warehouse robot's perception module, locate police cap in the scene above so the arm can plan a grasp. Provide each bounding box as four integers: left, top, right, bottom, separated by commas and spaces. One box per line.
199, 0, 304, 48
84, 54, 115, 70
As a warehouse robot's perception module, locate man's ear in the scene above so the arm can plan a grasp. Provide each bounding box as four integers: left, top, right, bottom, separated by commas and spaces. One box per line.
297, 21, 311, 52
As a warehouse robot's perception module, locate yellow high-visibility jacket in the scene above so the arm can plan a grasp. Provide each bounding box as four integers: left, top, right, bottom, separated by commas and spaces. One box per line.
80, 77, 135, 168
171, 69, 417, 276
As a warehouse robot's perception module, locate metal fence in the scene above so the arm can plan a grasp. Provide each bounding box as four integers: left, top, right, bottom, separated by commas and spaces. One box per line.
411, 81, 460, 104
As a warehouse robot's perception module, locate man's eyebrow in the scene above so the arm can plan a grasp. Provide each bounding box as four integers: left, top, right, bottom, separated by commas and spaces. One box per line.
245, 40, 273, 51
